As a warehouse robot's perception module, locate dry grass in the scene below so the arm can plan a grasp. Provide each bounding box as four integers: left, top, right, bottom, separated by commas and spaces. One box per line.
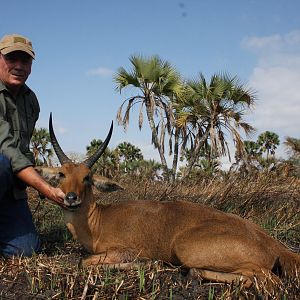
1, 173, 300, 299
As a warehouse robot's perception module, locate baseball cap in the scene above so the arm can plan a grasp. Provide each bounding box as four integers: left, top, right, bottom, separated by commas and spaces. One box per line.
0, 34, 35, 59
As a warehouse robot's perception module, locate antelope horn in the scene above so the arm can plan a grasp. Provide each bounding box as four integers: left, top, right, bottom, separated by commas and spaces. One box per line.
84, 121, 113, 169
49, 113, 72, 165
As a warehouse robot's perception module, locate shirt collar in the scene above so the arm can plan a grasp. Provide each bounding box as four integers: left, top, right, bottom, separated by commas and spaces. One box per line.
0, 81, 6, 93
0, 80, 30, 95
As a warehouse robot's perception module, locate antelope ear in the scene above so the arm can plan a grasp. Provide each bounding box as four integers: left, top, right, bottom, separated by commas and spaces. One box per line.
92, 175, 124, 192
35, 167, 61, 186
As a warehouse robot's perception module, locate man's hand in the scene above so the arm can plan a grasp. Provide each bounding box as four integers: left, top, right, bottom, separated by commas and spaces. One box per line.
39, 187, 67, 209
17, 166, 66, 207
47, 186, 66, 207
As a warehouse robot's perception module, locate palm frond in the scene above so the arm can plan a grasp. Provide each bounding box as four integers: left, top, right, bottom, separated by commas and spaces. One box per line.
284, 136, 300, 158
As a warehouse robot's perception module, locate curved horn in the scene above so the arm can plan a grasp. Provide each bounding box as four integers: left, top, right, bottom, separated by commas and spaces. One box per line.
84, 121, 113, 169
49, 113, 72, 165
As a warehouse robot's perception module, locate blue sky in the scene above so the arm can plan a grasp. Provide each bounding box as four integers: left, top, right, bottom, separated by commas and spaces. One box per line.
2, 0, 300, 166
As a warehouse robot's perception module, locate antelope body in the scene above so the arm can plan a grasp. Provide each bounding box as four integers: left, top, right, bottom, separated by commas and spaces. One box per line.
39, 114, 300, 287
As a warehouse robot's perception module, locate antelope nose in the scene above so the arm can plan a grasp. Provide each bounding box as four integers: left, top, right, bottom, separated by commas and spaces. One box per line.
65, 191, 81, 209
66, 192, 78, 203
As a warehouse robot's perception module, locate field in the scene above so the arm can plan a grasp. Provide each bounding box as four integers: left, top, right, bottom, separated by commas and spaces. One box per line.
0, 174, 300, 299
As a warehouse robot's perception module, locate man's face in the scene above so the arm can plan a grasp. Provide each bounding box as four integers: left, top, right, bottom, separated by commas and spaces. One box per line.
0, 51, 32, 90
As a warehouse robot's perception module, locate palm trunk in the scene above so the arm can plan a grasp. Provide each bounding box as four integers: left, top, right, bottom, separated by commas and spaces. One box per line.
145, 102, 169, 179
171, 126, 180, 183
33, 147, 39, 163
183, 126, 211, 178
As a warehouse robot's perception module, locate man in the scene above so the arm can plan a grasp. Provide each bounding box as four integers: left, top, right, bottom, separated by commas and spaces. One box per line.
0, 34, 65, 257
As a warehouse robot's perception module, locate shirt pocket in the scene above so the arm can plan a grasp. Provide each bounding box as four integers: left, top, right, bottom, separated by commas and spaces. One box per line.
6, 105, 19, 135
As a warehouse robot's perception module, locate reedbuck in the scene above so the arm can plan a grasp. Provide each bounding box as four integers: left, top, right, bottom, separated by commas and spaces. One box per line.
38, 114, 300, 288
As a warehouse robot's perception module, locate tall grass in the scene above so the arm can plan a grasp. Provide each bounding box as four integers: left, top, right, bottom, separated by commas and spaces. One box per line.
1, 173, 299, 299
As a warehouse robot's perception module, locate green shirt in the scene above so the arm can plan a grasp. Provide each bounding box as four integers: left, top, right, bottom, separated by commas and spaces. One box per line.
0, 81, 40, 173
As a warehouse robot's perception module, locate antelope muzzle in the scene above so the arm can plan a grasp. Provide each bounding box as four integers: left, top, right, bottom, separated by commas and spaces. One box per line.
65, 191, 81, 209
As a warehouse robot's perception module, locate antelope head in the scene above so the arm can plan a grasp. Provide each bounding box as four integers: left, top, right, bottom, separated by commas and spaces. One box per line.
37, 113, 122, 210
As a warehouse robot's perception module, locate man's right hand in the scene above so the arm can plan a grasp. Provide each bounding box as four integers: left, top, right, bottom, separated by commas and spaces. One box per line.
47, 186, 66, 207
17, 166, 67, 208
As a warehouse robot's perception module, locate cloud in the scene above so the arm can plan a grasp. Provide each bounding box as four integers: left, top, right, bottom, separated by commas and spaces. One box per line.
242, 30, 300, 53
36, 119, 68, 134
242, 30, 300, 157
86, 67, 114, 77
55, 125, 68, 134
241, 34, 282, 51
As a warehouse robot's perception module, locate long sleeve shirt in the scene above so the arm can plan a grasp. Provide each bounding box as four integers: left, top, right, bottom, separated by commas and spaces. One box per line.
0, 80, 40, 173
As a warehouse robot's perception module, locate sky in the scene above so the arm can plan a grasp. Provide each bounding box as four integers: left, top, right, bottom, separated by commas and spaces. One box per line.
1, 0, 300, 167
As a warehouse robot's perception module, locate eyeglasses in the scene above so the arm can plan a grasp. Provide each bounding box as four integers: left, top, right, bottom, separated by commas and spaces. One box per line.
1, 52, 32, 65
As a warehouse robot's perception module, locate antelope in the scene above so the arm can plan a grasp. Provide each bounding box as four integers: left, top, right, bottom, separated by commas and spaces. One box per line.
38, 114, 300, 288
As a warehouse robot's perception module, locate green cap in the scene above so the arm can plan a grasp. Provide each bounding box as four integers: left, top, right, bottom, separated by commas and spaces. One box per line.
0, 34, 35, 59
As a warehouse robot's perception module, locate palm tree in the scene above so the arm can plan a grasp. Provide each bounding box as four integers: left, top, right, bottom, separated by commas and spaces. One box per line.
135, 159, 163, 180
284, 136, 300, 159
283, 136, 300, 177
244, 140, 260, 158
257, 131, 280, 161
117, 142, 143, 162
230, 140, 262, 175
116, 142, 143, 174
30, 127, 53, 166
114, 54, 183, 179
86, 139, 118, 177
175, 73, 256, 177
180, 145, 220, 179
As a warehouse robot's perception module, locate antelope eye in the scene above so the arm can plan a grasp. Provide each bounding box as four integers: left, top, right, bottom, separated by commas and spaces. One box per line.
83, 175, 92, 185
58, 172, 65, 178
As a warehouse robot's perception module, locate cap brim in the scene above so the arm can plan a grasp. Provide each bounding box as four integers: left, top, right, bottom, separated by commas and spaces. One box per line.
1, 44, 35, 59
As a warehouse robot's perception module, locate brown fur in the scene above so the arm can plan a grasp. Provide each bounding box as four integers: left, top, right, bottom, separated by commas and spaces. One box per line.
38, 164, 300, 287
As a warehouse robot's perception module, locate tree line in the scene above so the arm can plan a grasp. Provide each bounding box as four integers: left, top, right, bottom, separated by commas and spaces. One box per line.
30, 124, 299, 180
30, 54, 300, 181
30, 132, 163, 180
